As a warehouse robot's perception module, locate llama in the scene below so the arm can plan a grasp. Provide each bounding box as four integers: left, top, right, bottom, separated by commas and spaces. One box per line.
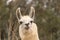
16, 7, 39, 40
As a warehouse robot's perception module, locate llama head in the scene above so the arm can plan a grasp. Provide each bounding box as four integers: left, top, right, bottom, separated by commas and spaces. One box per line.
16, 7, 35, 30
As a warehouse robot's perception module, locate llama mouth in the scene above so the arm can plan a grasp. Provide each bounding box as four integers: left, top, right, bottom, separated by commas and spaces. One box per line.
25, 26, 29, 30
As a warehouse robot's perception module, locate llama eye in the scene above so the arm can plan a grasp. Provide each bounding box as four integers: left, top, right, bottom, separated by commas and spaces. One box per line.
20, 21, 23, 24
30, 21, 33, 23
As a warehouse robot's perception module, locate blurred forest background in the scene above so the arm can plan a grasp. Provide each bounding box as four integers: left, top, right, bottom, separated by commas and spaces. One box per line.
0, 0, 60, 40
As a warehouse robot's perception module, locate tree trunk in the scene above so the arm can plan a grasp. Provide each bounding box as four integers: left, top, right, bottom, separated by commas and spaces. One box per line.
8, 12, 13, 40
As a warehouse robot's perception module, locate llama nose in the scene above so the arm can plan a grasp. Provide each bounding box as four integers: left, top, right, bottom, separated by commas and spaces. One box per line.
25, 23, 29, 26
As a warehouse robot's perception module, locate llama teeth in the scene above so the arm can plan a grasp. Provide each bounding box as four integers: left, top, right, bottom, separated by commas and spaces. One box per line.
25, 26, 29, 30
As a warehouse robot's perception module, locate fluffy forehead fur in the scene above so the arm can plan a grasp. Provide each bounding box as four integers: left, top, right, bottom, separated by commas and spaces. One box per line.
19, 15, 34, 22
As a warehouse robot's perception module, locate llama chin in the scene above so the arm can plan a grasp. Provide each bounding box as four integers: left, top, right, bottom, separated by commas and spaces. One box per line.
16, 6, 39, 40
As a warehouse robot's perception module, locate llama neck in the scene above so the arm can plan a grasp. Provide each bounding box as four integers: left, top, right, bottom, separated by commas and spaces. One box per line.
21, 28, 39, 40
22, 34, 39, 40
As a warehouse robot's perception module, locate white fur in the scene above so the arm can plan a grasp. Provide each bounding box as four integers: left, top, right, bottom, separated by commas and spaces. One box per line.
16, 7, 39, 40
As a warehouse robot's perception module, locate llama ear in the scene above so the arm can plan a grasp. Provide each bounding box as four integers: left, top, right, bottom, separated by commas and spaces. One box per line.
29, 7, 35, 19
16, 7, 22, 21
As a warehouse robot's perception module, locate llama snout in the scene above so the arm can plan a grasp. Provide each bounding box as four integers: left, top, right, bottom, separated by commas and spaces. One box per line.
25, 23, 29, 30
25, 23, 29, 26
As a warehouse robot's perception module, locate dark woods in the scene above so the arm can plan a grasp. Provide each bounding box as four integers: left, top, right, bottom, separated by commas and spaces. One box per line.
0, 0, 60, 40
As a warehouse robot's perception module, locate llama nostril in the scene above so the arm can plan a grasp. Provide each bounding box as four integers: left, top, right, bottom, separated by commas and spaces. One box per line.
25, 23, 29, 30
25, 23, 29, 26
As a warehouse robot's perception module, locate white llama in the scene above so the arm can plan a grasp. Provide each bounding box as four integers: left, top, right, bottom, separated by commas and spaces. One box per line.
16, 7, 39, 40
